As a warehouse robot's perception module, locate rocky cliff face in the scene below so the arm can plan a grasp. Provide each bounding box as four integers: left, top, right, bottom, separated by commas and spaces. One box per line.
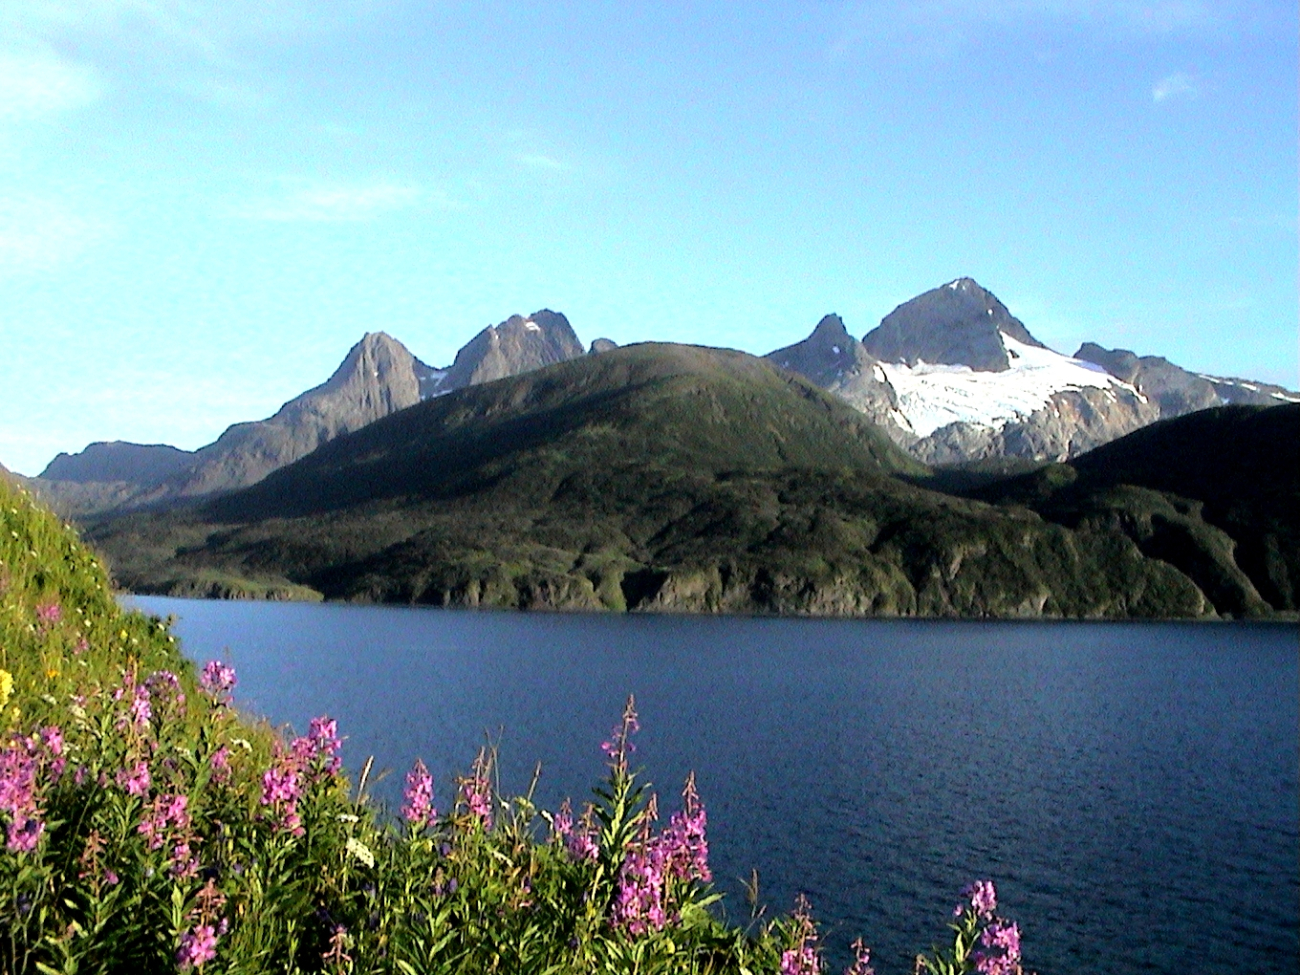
40, 442, 195, 487
36, 314, 591, 514
905, 386, 1160, 465
764, 314, 904, 431
1075, 342, 1300, 418
167, 331, 443, 497
863, 277, 1045, 372
34, 332, 443, 512
437, 310, 584, 391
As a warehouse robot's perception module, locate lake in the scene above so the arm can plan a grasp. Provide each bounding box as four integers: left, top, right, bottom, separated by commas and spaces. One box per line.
126, 597, 1299, 974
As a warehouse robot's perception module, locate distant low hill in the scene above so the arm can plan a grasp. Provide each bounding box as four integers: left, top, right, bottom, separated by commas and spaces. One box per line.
83, 345, 1295, 619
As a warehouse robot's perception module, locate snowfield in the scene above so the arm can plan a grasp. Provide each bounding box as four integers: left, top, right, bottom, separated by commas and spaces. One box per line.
879, 334, 1141, 437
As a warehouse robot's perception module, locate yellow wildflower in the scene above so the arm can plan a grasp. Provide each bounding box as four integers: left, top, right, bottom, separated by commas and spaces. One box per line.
0, 668, 11, 708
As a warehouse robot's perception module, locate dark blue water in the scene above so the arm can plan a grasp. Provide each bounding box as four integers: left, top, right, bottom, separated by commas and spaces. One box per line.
127, 597, 1299, 975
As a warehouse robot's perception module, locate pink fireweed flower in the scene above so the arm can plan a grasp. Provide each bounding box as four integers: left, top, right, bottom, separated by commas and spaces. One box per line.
662, 772, 711, 883
459, 774, 493, 829
260, 757, 304, 835
39, 726, 63, 757
0, 738, 54, 852
145, 670, 186, 716
552, 799, 573, 841
261, 763, 300, 805
601, 695, 641, 774
290, 716, 344, 779
402, 759, 437, 827
199, 660, 237, 700
209, 746, 232, 784
844, 939, 875, 975
6, 815, 43, 852
974, 920, 1022, 975
780, 896, 823, 975
117, 760, 151, 797
611, 834, 669, 935
35, 600, 61, 630
138, 793, 191, 850
556, 800, 599, 862
960, 880, 998, 921
171, 839, 199, 880
177, 923, 219, 969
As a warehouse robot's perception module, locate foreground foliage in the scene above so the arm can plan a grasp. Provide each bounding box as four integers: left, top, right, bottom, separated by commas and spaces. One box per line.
1, 477, 1031, 973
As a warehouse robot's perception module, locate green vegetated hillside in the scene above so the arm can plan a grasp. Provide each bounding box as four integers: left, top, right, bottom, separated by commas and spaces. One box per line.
84, 344, 1299, 619
963, 403, 1300, 617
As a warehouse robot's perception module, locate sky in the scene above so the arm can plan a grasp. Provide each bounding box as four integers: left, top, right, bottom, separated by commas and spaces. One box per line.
0, 0, 1295, 475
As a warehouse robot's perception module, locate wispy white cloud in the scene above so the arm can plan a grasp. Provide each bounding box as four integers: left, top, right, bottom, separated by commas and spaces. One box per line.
1152, 71, 1197, 102
0, 49, 103, 122
517, 153, 567, 172
0, 195, 109, 272
229, 180, 435, 223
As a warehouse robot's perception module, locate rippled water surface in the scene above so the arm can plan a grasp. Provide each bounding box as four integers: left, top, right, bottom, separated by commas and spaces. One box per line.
128, 598, 1299, 974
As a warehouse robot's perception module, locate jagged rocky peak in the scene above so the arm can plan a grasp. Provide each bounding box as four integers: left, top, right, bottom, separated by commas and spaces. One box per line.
764, 313, 901, 430
441, 309, 585, 388
863, 277, 1046, 372
767, 313, 866, 378
324, 331, 442, 412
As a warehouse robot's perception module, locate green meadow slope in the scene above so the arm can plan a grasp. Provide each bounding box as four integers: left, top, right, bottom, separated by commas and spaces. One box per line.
83, 345, 1297, 619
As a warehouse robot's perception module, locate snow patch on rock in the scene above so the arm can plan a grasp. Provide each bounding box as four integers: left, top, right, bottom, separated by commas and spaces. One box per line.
878, 334, 1138, 438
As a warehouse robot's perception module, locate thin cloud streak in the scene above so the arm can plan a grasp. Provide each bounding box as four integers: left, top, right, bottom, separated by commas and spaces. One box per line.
228, 181, 433, 223
517, 153, 567, 172
1152, 71, 1197, 102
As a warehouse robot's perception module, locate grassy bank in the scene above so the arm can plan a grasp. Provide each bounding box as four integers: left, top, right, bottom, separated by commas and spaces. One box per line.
1, 477, 1029, 974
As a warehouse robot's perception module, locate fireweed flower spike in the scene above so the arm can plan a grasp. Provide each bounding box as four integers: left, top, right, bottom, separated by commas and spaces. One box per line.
459, 770, 493, 830
601, 695, 641, 775
402, 759, 436, 827
1, 735, 47, 853
961, 880, 997, 920
844, 939, 875, 975
974, 920, 1022, 975
177, 924, 219, 969
199, 660, 237, 702
663, 771, 711, 883
567, 803, 599, 862
291, 716, 344, 777
780, 894, 823, 975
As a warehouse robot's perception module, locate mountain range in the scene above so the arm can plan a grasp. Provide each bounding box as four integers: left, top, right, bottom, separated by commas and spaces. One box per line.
75, 340, 1298, 619
11, 277, 1297, 619
29, 278, 1296, 518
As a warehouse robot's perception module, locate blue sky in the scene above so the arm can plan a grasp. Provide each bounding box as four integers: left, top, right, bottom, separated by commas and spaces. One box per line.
1, 0, 1295, 475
